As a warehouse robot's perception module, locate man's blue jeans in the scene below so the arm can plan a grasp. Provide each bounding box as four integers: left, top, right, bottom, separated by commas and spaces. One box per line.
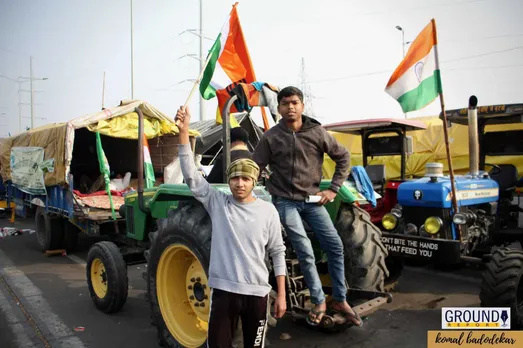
272, 196, 346, 305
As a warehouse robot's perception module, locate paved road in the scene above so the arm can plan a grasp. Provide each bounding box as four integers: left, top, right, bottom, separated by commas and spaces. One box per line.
0, 218, 484, 348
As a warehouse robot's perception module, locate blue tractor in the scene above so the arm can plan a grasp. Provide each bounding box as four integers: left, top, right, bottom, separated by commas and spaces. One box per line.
380, 96, 523, 327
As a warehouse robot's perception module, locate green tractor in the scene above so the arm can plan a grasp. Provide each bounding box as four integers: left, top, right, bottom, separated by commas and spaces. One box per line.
86, 94, 392, 347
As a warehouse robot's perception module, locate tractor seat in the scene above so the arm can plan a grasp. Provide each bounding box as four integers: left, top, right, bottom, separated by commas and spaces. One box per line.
365, 164, 386, 193
489, 164, 519, 193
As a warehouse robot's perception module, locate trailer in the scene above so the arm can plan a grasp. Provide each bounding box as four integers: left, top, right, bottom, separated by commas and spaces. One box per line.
0, 100, 198, 255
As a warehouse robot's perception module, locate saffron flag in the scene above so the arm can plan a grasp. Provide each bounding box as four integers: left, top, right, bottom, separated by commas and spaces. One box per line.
143, 134, 155, 188
385, 19, 443, 113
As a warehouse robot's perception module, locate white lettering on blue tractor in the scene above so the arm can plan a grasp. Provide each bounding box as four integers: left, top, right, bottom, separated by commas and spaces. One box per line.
381, 236, 439, 258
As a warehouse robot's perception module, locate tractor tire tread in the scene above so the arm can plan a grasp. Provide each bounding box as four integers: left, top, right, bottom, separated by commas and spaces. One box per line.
479, 247, 523, 328
336, 204, 390, 292
148, 201, 211, 348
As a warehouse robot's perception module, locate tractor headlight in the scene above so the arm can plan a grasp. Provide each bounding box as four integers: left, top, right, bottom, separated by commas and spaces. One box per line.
382, 213, 398, 231
404, 223, 418, 235
391, 208, 402, 219
452, 213, 467, 225
424, 216, 443, 234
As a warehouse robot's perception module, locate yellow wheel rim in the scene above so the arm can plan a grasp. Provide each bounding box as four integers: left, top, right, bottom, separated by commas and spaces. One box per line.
157, 244, 209, 347
91, 258, 108, 299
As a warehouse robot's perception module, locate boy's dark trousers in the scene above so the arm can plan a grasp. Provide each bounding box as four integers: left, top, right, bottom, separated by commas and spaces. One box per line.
207, 288, 268, 348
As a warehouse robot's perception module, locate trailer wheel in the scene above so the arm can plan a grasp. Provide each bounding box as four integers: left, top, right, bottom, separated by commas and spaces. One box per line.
148, 201, 212, 348
62, 220, 80, 252
86, 241, 128, 314
335, 204, 390, 292
35, 206, 64, 251
479, 247, 523, 328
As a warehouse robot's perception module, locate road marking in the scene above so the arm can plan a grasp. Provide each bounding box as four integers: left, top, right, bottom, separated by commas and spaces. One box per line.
66, 254, 86, 267
0, 283, 37, 348
0, 249, 87, 348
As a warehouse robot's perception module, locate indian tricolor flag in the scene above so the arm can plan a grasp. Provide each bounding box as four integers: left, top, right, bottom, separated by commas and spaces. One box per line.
385, 19, 443, 113
199, 3, 255, 100
143, 134, 155, 189
199, 3, 259, 127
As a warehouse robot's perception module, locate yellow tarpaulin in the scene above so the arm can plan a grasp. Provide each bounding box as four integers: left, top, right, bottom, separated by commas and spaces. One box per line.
0, 100, 199, 186
86, 112, 184, 139
322, 115, 523, 180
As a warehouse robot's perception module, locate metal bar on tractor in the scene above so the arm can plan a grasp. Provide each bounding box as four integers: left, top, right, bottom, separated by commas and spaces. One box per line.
222, 95, 239, 180
400, 128, 406, 181
135, 107, 148, 213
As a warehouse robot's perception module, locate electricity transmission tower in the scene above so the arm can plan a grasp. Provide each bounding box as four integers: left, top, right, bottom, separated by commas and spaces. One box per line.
299, 57, 316, 118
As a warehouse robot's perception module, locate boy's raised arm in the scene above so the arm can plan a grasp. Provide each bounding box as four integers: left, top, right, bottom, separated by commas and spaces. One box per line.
176, 106, 216, 207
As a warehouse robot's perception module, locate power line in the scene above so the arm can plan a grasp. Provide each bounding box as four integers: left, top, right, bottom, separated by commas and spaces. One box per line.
445, 63, 523, 72
310, 70, 392, 84
359, 0, 487, 16
309, 45, 523, 84
443, 45, 523, 63
444, 33, 523, 43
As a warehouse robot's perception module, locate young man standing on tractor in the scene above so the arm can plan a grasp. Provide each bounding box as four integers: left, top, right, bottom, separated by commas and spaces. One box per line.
206, 127, 252, 183
175, 105, 287, 348
253, 86, 362, 327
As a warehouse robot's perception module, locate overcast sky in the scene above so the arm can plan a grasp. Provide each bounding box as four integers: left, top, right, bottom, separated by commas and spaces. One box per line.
1, 0, 522, 137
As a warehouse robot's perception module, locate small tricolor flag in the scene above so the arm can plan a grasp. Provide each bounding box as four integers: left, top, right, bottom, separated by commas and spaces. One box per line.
143, 134, 155, 189
385, 19, 443, 113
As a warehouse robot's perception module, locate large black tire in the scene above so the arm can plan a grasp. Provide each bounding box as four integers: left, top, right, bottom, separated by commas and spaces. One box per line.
335, 204, 390, 291
479, 247, 523, 328
148, 201, 212, 348
384, 256, 404, 292
35, 206, 63, 251
62, 220, 80, 252
86, 241, 128, 314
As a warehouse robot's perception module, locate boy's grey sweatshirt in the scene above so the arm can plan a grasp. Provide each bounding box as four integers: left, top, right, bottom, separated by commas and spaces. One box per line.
178, 144, 286, 297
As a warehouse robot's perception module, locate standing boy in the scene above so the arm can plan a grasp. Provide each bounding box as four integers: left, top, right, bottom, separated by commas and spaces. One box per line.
176, 106, 287, 348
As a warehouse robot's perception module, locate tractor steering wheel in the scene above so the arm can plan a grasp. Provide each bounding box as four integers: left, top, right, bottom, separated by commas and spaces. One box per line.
484, 163, 502, 176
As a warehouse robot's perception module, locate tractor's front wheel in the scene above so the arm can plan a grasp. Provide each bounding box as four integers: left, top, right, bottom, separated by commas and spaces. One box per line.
86, 241, 128, 313
148, 201, 212, 348
479, 247, 523, 328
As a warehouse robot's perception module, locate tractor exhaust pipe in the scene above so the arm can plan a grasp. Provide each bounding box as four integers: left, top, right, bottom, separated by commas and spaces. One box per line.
136, 107, 149, 213
468, 95, 479, 176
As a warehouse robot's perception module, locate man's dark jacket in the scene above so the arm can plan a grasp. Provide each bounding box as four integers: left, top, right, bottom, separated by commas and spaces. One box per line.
252, 115, 350, 201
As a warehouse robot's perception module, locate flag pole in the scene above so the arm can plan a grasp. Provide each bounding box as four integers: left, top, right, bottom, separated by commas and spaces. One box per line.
432, 18, 460, 237
179, 48, 214, 117
177, 2, 239, 126
438, 91, 459, 213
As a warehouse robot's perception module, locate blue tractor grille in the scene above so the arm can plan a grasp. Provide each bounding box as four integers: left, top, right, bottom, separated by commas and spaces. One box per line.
402, 206, 453, 239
